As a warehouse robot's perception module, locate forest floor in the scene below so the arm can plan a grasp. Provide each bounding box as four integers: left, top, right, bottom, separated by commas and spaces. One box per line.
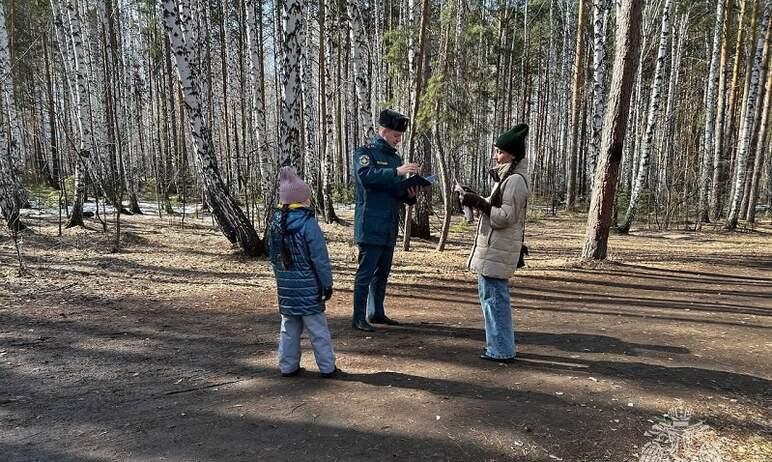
1, 204, 771, 462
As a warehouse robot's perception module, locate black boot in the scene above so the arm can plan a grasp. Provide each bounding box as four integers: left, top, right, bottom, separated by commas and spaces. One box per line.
368, 315, 399, 326
352, 319, 375, 332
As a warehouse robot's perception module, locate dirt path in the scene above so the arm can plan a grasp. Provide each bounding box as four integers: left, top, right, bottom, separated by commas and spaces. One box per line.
1, 210, 770, 461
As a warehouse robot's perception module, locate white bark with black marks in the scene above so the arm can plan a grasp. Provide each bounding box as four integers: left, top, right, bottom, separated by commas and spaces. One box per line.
588, 0, 611, 193
279, 0, 303, 167
697, 0, 728, 223
349, 0, 373, 143
728, 2, 770, 229
745, 58, 772, 223
159, 0, 263, 256
0, 0, 26, 217
619, 0, 672, 233
64, 0, 94, 227
246, 0, 272, 217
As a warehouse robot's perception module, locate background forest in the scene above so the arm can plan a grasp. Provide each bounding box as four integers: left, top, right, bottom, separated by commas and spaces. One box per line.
1, 0, 770, 258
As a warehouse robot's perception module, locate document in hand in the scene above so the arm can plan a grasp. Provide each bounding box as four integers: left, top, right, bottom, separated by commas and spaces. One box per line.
395, 174, 437, 196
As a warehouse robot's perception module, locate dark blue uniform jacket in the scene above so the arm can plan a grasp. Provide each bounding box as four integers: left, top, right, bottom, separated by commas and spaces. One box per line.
353, 136, 416, 247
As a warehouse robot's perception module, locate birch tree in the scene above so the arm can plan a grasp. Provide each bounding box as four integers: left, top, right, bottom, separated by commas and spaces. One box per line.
159, 0, 263, 256
246, 0, 273, 224
588, 0, 611, 192
709, 0, 735, 220
402, 0, 431, 251
727, 1, 770, 230
566, 0, 586, 209
716, 0, 750, 219
0, 102, 21, 229
619, 0, 672, 234
64, 0, 95, 228
745, 59, 772, 223
278, 0, 304, 167
582, 0, 642, 259
696, 0, 728, 223
0, 0, 26, 219
319, 0, 338, 223
348, 0, 373, 143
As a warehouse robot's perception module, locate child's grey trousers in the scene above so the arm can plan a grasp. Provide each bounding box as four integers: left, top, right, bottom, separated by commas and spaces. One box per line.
278, 313, 336, 374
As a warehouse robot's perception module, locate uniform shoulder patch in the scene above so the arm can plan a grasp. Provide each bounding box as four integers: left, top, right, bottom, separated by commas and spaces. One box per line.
359, 155, 370, 167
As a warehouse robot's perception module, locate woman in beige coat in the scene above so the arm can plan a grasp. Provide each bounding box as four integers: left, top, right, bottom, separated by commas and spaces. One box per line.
460, 124, 529, 362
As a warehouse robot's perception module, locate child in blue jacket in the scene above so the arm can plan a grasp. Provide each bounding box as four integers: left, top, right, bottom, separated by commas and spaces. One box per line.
268, 166, 338, 378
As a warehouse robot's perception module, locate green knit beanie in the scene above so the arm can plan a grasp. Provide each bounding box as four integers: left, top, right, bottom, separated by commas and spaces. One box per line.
495, 123, 529, 160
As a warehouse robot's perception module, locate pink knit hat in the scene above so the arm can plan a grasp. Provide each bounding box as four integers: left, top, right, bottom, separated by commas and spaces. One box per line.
279, 166, 312, 204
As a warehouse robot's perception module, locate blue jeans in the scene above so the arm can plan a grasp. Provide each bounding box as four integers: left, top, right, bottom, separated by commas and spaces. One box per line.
477, 274, 516, 359
352, 244, 395, 321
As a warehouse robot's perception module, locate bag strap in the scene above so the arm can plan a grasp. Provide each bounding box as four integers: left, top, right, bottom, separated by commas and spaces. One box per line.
510, 172, 528, 243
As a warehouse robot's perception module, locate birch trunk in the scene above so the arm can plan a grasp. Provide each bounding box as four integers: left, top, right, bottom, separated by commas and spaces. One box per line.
278, 0, 304, 167
349, 0, 373, 143
320, 0, 338, 223
695, 0, 728, 223
301, 11, 317, 193
727, 2, 770, 230
619, 0, 672, 233
159, 0, 263, 256
0, 100, 20, 229
402, 0, 431, 251
588, 0, 611, 193
0, 0, 26, 218
566, 0, 586, 209
730, 0, 760, 205
246, 0, 272, 223
745, 58, 772, 223
65, 0, 94, 228
718, 0, 749, 219
709, 0, 735, 220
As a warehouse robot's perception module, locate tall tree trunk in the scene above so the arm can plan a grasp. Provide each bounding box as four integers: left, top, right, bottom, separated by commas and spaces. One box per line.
659, 13, 689, 229
301, 10, 317, 195
745, 56, 772, 223
719, 0, 749, 219
0, 100, 21, 230
0, 0, 27, 218
727, 1, 770, 230
246, 0, 272, 225
566, 0, 586, 209
619, 0, 672, 233
349, 0, 373, 144
278, 0, 304, 167
729, 0, 760, 205
64, 0, 96, 228
43, 31, 61, 189
588, 0, 611, 193
710, 0, 735, 220
696, 0, 729, 223
582, 0, 642, 259
320, 0, 338, 224
159, 0, 263, 256
402, 0, 431, 251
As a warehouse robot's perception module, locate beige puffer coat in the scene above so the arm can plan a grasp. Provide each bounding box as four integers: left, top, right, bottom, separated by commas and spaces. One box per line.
467, 158, 529, 279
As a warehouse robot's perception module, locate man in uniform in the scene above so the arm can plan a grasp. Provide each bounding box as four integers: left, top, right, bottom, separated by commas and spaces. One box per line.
351, 109, 421, 332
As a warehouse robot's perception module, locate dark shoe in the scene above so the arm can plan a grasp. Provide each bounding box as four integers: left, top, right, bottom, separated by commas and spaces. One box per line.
281, 367, 304, 377
368, 315, 400, 326
480, 352, 515, 363
352, 319, 375, 332
320, 367, 340, 378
